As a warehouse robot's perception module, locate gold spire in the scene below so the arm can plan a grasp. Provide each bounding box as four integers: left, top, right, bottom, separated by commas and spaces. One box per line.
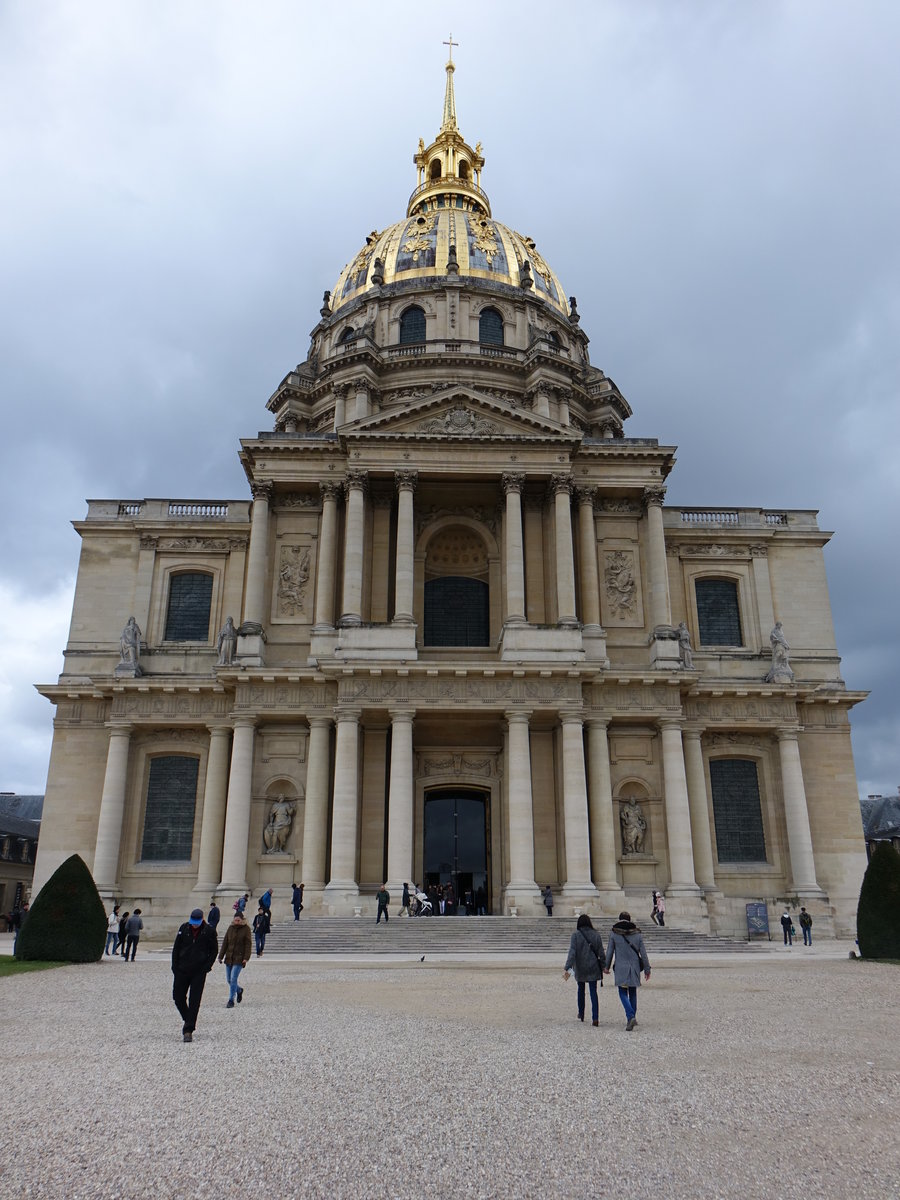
441, 35, 459, 132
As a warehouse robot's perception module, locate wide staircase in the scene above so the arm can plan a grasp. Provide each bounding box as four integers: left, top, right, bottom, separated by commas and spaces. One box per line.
264, 916, 758, 956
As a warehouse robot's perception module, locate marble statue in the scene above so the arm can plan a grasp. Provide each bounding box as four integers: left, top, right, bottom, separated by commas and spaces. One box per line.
216, 616, 237, 666
119, 617, 141, 665
677, 621, 694, 669
620, 800, 647, 855
765, 621, 794, 683
263, 795, 297, 854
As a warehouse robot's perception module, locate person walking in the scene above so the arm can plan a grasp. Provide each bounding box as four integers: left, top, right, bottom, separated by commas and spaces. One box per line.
291, 883, 304, 920
604, 911, 651, 1031
655, 892, 666, 927
543, 885, 554, 916
252, 904, 270, 957
375, 884, 391, 924
218, 911, 252, 1008
122, 909, 143, 962
171, 907, 219, 1042
117, 910, 130, 956
259, 888, 273, 914
105, 905, 120, 955
650, 891, 660, 925
780, 910, 794, 947
234, 893, 249, 917
399, 883, 411, 918
563, 914, 605, 1026
207, 899, 221, 932
10, 903, 28, 955
799, 907, 813, 946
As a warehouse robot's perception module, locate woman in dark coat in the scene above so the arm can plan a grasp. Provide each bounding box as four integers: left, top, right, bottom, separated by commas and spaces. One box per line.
604, 911, 651, 1031
563, 914, 605, 1026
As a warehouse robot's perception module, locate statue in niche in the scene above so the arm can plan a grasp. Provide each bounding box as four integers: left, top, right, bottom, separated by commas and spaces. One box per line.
677, 621, 694, 669
765, 621, 794, 683
263, 795, 297, 855
119, 617, 142, 665
216, 616, 237, 666
620, 800, 647, 855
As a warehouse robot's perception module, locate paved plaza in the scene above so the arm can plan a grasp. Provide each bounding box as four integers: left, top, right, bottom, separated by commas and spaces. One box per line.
1, 938, 898, 1199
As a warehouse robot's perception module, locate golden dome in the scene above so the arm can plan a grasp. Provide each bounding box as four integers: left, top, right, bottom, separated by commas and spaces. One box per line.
329, 54, 570, 318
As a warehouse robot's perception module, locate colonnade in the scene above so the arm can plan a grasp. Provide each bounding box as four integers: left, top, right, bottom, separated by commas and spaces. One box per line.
90, 711, 825, 906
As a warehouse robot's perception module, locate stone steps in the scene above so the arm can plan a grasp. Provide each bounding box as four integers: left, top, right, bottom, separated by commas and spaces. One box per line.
263, 916, 758, 955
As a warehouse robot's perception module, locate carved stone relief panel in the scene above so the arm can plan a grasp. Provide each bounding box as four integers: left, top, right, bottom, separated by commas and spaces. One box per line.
600, 546, 645, 628
274, 541, 313, 621
418, 752, 497, 778
609, 733, 654, 764
112, 693, 230, 720
683, 697, 796, 724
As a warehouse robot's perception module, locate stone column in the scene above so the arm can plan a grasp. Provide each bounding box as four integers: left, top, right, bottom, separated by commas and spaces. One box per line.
193, 726, 232, 895
393, 471, 417, 625
504, 711, 538, 895
242, 482, 273, 630
385, 709, 415, 894
658, 719, 700, 893
502, 473, 526, 624
585, 717, 621, 893
300, 717, 332, 902
682, 727, 717, 890
643, 486, 672, 630
576, 487, 601, 629
353, 378, 369, 422
559, 711, 598, 900
777, 728, 822, 894
333, 384, 347, 430
92, 724, 132, 893
339, 471, 367, 626
751, 545, 776, 647
551, 475, 578, 625
313, 482, 341, 631
219, 718, 256, 891
324, 710, 361, 897
557, 391, 570, 427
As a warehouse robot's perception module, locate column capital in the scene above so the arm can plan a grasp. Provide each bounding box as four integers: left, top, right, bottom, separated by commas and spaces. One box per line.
307, 715, 333, 731
344, 470, 368, 495
394, 470, 418, 493
642, 485, 666, 511
776, 726, 803, 742
335, 708, 362, 724
387, 708, 416, 724
584, 715, 611, 731
657, 716, 684, 732
575, 485, 596, 507
320, 480, 343, 502
250, 481, 274, 503
503, 708, 533, 724
105, 721, 133, 734
548, 473, 573, 497
206, 723, 232, 737
232, 715, 257, 731
501, 471, 525, 495
558, 708, 585, 725
681, 724, 705, 741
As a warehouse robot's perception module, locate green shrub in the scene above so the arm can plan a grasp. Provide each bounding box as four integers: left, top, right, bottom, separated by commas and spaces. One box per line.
857, 842, 900, 960
15, 854, 107, 962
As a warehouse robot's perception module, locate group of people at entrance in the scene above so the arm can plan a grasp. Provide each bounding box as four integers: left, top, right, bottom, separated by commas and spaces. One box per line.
563, 912, 651, 1031
390, 882, 488, 918
781, 907, 813, 946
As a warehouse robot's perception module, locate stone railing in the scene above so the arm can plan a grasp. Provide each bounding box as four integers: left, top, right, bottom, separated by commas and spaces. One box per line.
86, 499, 251, 523
665, 508, 817, 530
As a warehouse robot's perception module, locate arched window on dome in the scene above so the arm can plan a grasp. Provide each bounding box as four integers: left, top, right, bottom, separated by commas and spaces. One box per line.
548, 331, 562, 349
399, 305, 426, 345
479, 307, 504, 347
458, 160, 470, 180
429, 159, 442, 181
338, 327, 357, 344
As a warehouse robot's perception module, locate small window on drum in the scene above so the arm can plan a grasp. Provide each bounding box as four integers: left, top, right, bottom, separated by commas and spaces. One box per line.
479, 308, 504, 346
338, 327, 356, 343
429, 159, 442, 180
695, 578, 742, 646
399, 305, 426, 345
165, 572, 213, 642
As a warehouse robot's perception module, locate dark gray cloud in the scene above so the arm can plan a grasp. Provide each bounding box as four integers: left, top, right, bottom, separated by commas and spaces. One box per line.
1, 1, 896, 795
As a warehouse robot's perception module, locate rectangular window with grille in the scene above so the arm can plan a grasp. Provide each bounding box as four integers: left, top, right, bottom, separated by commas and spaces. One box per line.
140, 755, 199, 862
710, 758, 767, 863
695, 578, 743, 646
164, 572, 213, 641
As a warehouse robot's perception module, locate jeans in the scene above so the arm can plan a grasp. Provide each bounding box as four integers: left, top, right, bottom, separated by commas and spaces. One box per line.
577, 980, 599, 1022
292, 904, 301, 921
802, 928, 812, 946
617, 986, 637, 1023
105, 931, 119, 955
173, 969, 208, 1033
254, 931, 266, 955
225, 962, 243, 1003
124, 935, 139, 961
783, 928, 793, 945
376, 906, 389, 923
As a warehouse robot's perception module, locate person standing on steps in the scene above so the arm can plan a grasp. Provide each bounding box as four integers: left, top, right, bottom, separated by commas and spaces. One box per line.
399, 883, 411, 918
604, 911, 651, 1031
655, 891, 665, 927
375, 884, 391, 924
218, 910, 252, 1008
291, 882, 304, 921
259, 888, 273, 914
172, 907, 219, 1043
207, 899, 221, 933
780, 909, 794, 947
543, 885, 554, 916
253, 904, 270, 957
799, 906, 813, 946
563, 914, 605, 1026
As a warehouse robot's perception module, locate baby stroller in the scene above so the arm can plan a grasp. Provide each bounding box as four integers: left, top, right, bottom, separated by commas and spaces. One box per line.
412, 888, 433, 917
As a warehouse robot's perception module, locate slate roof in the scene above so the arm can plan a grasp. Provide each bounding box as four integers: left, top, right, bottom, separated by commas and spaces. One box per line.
0, 794, 43, 839
860, 794, 900, 840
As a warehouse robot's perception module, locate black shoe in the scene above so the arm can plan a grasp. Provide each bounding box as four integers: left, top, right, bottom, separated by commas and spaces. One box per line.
237, 988, 243, 1004
592, 1020, 599, 1027
577, 1014, 584, 1022
183, 1031, 193, 1042
226, 1000, 235, 1008
626, 1018, 636, 1031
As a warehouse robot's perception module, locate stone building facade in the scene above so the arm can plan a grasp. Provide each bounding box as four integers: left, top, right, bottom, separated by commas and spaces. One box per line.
33, 59, 867, 936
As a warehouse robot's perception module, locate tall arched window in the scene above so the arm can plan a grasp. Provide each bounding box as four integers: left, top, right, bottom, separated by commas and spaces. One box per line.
429, 159, 442, 180
479, 307, 504, 346
710, 758, 766, 863
423, 526, 490, 647
140, 755, 199, 862
164, 572, 213, 641
695, 578, 742, 646
399, 305, 426, 345
459, 160, 470, 180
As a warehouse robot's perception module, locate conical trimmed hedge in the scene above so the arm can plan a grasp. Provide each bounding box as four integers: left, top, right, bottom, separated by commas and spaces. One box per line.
857, 841, 900, 960
15, 853, 107, 962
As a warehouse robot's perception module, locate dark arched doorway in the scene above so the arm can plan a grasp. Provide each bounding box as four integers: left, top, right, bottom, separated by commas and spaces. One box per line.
423, 788, 490, 913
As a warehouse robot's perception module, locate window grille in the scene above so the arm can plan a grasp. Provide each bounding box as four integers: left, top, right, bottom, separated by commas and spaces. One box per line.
695, 578, 742, 646
399, 306, 426, 344
479, 308, 504, 346
164, 572, 213, 641
140, 756, 199, 862
710, 758, 767, 863
424, 577, 489, 646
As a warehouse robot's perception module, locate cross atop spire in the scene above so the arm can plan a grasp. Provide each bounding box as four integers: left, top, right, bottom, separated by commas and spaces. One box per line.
441, 35, 458, 131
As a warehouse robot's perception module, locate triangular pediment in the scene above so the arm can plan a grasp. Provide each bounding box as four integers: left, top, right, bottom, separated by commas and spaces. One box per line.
341, 386, 580, 442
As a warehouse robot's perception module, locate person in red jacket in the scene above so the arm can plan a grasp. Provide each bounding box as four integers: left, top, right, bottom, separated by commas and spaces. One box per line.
171, 908, 219, 1042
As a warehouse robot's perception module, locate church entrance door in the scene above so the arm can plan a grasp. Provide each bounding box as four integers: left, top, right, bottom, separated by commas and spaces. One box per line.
423, 788, 490, 914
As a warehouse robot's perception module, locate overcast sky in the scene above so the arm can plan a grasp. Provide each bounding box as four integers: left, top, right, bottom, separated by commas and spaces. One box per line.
1, 1, 897, 799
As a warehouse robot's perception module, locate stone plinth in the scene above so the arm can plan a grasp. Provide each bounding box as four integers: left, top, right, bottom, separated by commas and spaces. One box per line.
500, 623, 585, 662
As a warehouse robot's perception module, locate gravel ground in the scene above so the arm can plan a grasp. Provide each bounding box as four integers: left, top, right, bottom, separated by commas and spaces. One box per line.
1, 943, 898, 1200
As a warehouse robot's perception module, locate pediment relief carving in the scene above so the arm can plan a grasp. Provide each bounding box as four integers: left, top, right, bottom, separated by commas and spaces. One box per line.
341, 386, 578, 441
